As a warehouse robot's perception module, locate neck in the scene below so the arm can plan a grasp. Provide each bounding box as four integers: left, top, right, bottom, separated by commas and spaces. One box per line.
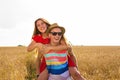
50, 42, 60, 46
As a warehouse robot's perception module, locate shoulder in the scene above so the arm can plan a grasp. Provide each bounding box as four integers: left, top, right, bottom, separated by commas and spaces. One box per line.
32, 34, 42, 42
32, 34, 41, 39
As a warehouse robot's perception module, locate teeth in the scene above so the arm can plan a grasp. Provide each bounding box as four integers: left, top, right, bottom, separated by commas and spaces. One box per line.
55, 38, 59, 40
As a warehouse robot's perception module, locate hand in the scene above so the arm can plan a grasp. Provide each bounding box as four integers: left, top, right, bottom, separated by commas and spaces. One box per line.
47, 46, 52, 51
80, 76, 86, 80
67, 44, 72, 53
36, 43, 42, 48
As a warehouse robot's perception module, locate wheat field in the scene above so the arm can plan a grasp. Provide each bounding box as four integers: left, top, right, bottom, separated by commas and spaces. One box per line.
0, 46, 120, 80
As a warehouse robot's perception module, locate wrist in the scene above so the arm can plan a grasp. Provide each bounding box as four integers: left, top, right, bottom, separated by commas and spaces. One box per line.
35, 43, 39, 47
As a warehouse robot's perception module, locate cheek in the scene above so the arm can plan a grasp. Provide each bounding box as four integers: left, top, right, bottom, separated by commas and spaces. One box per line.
45, 27, 47, 31
43, 24, 47, 28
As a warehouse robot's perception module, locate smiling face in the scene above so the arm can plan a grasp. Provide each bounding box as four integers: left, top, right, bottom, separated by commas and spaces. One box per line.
49, 28, 63, 45
36, 20, 48, 33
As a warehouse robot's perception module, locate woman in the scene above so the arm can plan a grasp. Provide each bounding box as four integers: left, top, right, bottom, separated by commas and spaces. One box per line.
27, 18, 83, 80
37, 23, 85, 80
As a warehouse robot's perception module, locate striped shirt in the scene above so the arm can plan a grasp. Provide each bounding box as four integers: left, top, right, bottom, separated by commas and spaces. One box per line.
44, 50, 71, 80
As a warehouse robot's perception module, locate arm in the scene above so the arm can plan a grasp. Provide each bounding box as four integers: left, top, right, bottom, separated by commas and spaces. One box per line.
50, 38, 78, 66
61, 38, 78, 66
66, 41, 78, 68
68, 47, 78, 68
27, 40, 44, 52
27, 41, 44, 75
27, 40, 38, 52
50, 39, 78, 67
48, 45, 68, 51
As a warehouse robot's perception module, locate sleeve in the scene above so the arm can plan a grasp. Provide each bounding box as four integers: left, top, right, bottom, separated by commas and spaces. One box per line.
32, 35, 39, 42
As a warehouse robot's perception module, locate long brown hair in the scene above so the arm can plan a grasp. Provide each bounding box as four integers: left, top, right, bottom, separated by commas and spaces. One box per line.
32, 18, 51, 37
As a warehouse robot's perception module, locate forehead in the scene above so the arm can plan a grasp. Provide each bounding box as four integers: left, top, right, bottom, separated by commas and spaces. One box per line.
37, 20, 44, 23
51, 28, 62, 32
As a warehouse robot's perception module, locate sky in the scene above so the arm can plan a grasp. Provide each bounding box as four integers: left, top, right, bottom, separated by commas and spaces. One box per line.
0, 0, 120, 46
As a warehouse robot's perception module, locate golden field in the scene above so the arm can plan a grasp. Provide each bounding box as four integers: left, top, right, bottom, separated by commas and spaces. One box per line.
0, 46, 120, 80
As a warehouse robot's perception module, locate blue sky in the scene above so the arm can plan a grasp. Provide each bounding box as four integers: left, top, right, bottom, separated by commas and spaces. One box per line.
0, 0, 120, 46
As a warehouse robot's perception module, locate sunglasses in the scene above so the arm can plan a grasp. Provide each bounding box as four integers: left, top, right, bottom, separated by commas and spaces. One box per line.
50, 32, 63, 36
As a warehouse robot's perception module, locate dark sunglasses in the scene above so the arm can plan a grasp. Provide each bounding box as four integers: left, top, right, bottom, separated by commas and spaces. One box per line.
50, 32, 63, 36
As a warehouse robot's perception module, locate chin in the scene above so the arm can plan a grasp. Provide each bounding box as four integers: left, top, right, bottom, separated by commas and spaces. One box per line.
54, 40, 60, 43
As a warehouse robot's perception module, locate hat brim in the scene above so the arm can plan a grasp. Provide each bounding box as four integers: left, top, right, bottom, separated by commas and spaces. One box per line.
46, 23, 65, 35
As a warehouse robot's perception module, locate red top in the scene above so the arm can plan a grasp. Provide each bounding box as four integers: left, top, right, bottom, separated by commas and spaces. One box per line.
32, 35, 50, 44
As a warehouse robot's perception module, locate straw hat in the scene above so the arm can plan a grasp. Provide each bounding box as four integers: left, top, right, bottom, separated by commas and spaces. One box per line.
47, 23, 65, 34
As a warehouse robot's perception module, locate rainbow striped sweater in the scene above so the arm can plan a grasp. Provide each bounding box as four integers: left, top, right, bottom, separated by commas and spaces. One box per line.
44, 50, 71, 80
